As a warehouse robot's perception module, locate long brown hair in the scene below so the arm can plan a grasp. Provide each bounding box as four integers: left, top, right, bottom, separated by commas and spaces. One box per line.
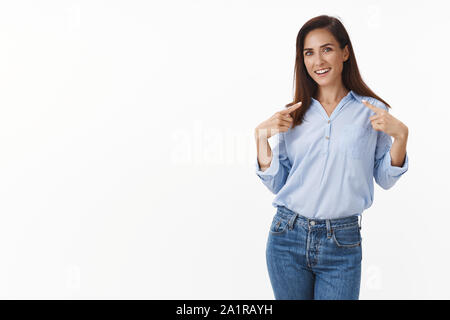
286, 15, 391, 128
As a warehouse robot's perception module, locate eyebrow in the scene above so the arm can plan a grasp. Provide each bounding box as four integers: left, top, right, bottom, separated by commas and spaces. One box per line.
303, 43, 334, 51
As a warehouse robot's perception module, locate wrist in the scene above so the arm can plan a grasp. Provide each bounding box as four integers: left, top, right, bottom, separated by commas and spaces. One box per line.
393, 132, 408, 141
255, 127, 270, 140
393, 125, 408, 141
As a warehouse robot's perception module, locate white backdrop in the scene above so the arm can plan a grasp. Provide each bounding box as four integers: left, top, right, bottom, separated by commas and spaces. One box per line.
0, 0, 447, 299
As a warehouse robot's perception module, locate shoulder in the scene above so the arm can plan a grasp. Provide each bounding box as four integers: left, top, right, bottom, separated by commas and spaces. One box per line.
370, 98, 389, 113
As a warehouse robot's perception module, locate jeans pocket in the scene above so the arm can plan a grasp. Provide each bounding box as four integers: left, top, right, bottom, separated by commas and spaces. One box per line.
332, 223, 362, 248
269, 213, 289, 235
340, 124, 371, 159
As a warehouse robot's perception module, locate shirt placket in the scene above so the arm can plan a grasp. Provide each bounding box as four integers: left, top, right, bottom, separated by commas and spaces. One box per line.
323, 119, 331, 154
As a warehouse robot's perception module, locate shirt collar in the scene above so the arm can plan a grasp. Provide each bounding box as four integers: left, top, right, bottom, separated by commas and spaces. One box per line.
349, 90, 363, 102
310, 90, 357, 119
311, 89, 357, 108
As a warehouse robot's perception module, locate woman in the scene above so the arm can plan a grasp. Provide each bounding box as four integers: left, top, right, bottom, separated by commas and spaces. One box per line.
254, 15, 409, 300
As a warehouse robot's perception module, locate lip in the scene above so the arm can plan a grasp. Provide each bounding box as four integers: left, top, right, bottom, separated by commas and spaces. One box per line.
314, 67, 331, 77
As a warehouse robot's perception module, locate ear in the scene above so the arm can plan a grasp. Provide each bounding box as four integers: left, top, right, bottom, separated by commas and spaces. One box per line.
343, 44, 349, 62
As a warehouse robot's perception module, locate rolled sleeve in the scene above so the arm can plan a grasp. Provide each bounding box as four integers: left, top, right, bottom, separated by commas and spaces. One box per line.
373, 130, 409, 190
382, 147, 409, 177
255, 154, 280, 179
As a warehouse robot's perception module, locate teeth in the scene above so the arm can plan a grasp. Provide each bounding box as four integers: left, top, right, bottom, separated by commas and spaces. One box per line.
315, 68, 330, 74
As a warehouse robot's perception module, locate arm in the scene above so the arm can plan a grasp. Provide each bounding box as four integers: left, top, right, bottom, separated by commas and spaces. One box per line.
255, 130, 291, 194
390, 130, 408, 167
373, 114, 409, 190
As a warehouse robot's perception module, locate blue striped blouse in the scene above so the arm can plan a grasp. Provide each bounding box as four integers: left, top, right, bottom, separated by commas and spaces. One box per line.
255, 90, 409, 219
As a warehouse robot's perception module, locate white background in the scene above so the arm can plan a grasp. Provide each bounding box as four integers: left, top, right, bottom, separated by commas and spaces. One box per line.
0, 0, 448, 299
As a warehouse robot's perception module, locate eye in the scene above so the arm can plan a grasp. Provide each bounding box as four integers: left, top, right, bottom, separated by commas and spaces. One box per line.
324, 47, 332, 53
305, 51, 312, 56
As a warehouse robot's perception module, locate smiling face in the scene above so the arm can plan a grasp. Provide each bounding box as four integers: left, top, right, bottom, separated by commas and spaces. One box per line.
303, 28, 349, 87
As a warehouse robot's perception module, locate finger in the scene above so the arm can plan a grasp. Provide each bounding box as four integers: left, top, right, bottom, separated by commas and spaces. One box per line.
276, 113, 293, 122
371, 118, 385, 125
279, 125, 292, 131
287, 101, 302, 113
281, 101, 302, 114
369, 114, 382, 121
370, 122, 378, 131
276, 118, 293, 127
371, 121, 383, 131
361, 99, 382, 114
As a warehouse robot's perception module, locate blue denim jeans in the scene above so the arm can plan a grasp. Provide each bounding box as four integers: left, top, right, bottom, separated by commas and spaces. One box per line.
266, 205, 362, 300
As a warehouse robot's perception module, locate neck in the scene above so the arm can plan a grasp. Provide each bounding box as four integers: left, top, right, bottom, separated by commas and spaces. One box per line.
316, 83, 349, 105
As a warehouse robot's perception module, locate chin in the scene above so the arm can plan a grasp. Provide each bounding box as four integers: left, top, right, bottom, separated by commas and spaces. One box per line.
315, 79, 331, 86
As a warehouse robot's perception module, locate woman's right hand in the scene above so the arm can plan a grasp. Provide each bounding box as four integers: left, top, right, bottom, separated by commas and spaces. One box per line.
254, 101, 302, 139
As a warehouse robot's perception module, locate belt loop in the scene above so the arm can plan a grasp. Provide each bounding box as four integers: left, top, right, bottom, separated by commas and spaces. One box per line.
359, 215, 362, 230
288, 212, 298, 230
326, 219, 331, 239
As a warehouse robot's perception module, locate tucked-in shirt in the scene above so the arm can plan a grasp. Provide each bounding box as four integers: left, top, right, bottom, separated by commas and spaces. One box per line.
255, 90, 409, 219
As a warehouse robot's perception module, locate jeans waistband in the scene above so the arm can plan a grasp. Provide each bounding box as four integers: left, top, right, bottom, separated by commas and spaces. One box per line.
276, 205, 362, 230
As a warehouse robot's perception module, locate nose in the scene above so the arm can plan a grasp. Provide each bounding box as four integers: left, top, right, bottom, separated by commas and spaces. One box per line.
313, 54, 326, 68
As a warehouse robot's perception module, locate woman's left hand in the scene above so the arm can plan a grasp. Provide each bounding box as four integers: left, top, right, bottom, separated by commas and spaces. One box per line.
362, 99, 409, 140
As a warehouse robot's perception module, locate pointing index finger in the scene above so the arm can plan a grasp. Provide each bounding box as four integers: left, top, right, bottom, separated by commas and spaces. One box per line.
281, 101, 302, 114
361, 99, 381, 113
